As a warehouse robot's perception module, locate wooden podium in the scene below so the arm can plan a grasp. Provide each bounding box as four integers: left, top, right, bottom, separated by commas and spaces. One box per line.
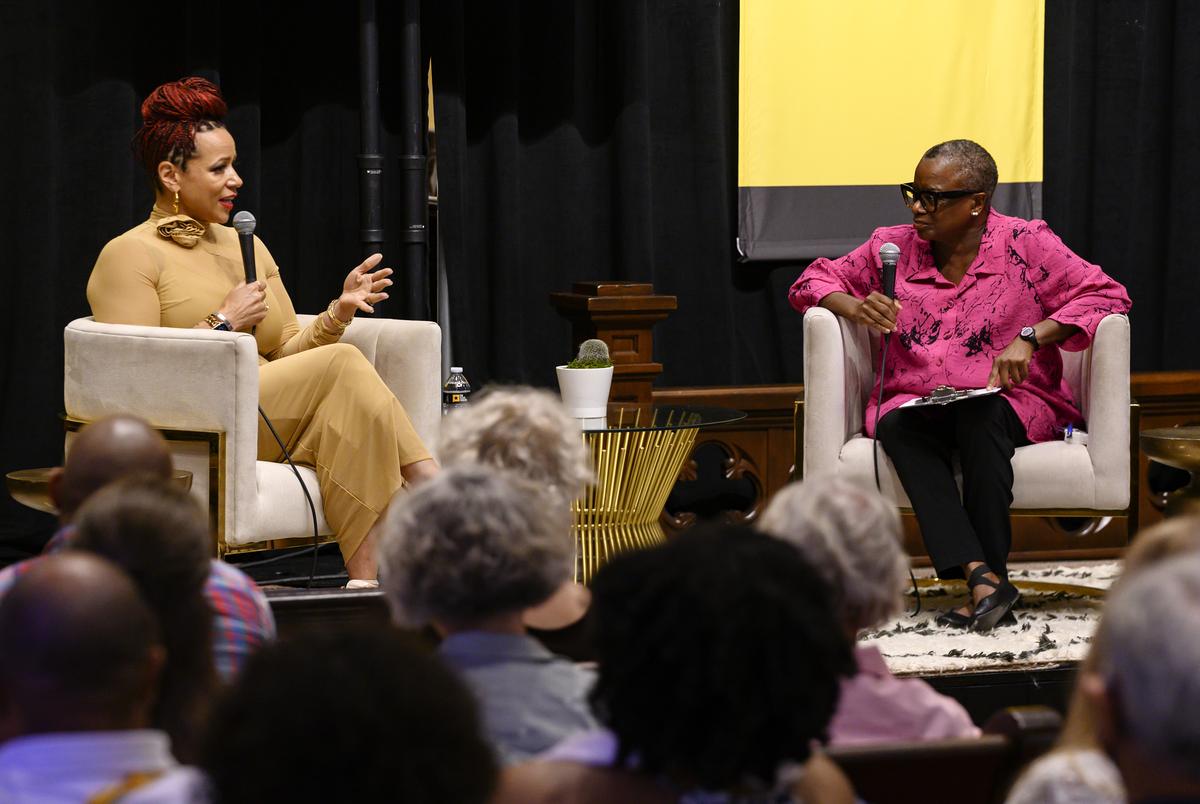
549, 281, 677, 409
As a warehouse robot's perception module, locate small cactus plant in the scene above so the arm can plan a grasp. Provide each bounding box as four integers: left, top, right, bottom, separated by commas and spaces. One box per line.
566, 338, 613, 369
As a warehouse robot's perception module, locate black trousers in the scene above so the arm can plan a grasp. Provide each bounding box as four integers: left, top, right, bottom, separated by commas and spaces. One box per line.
876, 396, 1030, 581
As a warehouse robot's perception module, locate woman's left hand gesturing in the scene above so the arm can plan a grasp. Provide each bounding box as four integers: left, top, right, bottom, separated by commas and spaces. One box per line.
332, 253, 393, 322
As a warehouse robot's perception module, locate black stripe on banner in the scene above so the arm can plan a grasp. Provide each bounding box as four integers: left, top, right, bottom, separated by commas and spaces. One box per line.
737, 182, 1043, 261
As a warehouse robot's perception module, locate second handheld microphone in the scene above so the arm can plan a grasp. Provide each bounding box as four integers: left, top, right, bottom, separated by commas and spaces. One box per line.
232, 210, 257, 283
879, 241, 900, 299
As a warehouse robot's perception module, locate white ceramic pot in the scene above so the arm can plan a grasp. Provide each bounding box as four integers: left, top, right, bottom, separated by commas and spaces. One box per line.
556, 365, 614, 426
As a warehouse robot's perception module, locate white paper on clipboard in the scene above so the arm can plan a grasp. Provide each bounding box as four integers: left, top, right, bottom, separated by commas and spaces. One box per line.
899, 386, 1002, 409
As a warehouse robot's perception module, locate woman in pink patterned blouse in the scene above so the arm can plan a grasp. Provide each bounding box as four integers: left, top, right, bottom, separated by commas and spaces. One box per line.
789, 140, 1130, 632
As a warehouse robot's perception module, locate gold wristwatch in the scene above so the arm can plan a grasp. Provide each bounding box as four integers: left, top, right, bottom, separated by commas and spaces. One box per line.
205, 312, 233, 331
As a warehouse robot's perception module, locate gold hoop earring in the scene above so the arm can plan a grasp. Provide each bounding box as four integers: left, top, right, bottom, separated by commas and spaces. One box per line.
172, 191, 180, 215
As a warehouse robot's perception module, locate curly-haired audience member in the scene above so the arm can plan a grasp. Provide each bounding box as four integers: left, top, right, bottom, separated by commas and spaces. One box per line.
88, 77, 437, 583
499, 524, 857, 804
201, 626, 497, 804
759, 476, 979, 745
380, 466, 599, 764
0, 554, 206, 801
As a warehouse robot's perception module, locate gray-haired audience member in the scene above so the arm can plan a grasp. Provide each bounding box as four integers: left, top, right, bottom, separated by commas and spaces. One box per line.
437, 385, 595, 631
436, 386, 593, 506
1080, 552, 1200, 803
759, 476, 979, 744
0, 554, 205, 802
380, 466, 599, 764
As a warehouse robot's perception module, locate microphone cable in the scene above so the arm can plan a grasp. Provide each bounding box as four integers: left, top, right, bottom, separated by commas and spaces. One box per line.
870, 244, 922, 616
871, 332, 920, 616
246, 406, 322, 589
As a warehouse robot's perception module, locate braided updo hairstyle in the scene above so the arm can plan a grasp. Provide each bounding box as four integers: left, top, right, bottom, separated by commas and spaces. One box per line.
132, 77, 228, 189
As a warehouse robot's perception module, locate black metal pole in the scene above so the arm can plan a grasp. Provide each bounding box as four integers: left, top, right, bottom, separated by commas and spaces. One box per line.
358, 0, 385, 262
398, 0, 429, 320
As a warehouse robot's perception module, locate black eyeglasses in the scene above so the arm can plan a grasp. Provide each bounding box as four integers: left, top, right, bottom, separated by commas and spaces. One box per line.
900, 183, 982, 212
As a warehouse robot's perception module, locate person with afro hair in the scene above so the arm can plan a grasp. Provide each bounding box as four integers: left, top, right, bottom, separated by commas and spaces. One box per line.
497, 523, 858, 803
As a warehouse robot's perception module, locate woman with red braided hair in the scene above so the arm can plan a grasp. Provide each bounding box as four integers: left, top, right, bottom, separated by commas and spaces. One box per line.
87, 77, 438, 584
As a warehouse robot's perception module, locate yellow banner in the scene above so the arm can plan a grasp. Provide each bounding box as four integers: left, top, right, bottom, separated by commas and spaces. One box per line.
739, 0, 1044, 187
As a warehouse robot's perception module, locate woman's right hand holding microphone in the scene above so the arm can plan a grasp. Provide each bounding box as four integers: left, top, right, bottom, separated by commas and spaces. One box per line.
218, 280, 269, 331
853, 291, 902, 335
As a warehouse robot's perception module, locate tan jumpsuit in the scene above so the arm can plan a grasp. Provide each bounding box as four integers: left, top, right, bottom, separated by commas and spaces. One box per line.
87, 208, 431, 562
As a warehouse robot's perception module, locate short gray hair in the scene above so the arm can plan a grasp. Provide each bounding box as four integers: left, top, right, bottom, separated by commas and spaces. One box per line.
758, 476, 907, 632
1100, 551, 1200, 779
436, 385, 594, 507
922, 139, 999, 196
379, 465, 573, 628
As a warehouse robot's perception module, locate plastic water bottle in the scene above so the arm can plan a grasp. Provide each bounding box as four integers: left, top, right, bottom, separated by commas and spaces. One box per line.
442, 367, 471, 415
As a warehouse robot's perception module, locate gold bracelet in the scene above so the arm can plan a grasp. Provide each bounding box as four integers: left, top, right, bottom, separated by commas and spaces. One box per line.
325, 299, 352, 331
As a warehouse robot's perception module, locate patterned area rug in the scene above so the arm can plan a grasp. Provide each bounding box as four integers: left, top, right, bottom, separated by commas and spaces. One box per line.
866, 562, 1124, 676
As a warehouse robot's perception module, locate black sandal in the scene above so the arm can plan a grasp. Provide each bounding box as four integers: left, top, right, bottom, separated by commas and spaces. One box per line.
967, 564, 1020, 632
935, 608, 972, 629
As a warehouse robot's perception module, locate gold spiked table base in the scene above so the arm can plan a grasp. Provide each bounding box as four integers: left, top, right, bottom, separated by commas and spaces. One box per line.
573, 412, 701, 584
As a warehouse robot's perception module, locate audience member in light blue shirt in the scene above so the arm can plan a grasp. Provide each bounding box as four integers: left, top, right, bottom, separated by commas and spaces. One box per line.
379, 466, 599, 763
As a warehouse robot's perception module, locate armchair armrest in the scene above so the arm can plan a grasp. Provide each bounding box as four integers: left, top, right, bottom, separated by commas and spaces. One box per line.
803, 307, 876, 477
296, 315, 442, 447
1082, 314, 1131, 508
63, 317, 261, 543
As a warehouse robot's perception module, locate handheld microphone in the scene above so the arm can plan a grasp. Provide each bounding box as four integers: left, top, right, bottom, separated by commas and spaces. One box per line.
879, 242, 900, 299
232, 211, 257, 283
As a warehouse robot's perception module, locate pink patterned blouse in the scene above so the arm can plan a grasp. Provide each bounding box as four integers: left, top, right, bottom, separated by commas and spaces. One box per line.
789, 211, 1131, 442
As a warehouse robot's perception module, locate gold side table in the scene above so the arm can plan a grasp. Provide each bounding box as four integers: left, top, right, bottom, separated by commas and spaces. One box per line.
6, 468, 194, 516
1141, 425, 1200, 518
573, 405, 745, 584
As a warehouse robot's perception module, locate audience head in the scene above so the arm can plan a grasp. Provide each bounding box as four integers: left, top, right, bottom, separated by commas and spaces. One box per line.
201, 625, 498, 804
51, 414, 172, 522
72, 475, 215, 761
1047, 517, 1200, 754
1119, 515, 1200, 579
588, 523, 854, 793
0, 553, 164, 735
436, 386, 593, 507
759, 476, 907, 634
1086, 552, 1200, 792
380, 466, 572, 631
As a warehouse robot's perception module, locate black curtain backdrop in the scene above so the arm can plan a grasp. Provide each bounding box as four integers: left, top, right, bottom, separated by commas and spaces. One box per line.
1, 0, 1198, 551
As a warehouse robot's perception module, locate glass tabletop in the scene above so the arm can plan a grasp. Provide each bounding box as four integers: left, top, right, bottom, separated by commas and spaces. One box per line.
590, 405, 746, 433
1142, 425, 1200, 441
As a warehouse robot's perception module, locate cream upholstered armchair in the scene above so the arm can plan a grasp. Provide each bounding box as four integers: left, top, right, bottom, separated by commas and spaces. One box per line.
63, 314, 441, 555
799, 309, 1135, 524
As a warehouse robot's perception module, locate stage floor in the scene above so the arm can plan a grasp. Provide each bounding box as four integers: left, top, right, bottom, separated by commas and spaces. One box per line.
870, 561, 1117, 678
